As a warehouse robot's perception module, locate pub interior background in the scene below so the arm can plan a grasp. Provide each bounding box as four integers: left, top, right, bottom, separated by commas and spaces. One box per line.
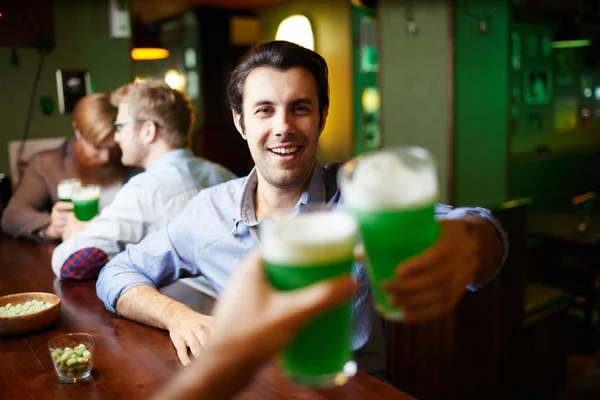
1, 0, 600, 398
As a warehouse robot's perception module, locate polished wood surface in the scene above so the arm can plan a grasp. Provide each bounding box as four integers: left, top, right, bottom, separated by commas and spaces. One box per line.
0, 234, 412, 400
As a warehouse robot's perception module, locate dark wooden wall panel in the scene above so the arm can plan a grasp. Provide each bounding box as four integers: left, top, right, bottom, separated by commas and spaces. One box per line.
0, 0, 54, 47
386, 204, 529, 400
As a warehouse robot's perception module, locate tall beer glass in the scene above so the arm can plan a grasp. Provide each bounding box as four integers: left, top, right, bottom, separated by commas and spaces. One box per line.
57, 179, 81, 202
260, 211, 358, 387
71, 185, 100, 222
338, 147, 440, 321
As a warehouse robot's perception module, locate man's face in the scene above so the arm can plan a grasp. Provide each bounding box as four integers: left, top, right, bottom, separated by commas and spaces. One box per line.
233, 66, 327, 190
114, 103, 148, 167
76, 135, 117, 166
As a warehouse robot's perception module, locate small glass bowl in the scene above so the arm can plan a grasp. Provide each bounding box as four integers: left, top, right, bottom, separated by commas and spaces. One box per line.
48, 333, 95, 383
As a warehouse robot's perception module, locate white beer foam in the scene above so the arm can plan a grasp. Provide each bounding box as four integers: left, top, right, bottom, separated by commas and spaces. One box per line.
260, 211, 357, 265
342, 149, 438, 210
71, 186, 101, 202
57, 179, 81, 199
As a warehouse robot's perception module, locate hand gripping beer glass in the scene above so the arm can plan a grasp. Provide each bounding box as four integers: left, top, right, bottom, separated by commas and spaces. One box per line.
259, 211, 358, 387
71, 185, 100, 222
57, 179, 82, 202
338, 147, 440, 321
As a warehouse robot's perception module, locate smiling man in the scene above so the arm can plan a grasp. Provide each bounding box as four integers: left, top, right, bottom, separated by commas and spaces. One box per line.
96, 41, 507, 379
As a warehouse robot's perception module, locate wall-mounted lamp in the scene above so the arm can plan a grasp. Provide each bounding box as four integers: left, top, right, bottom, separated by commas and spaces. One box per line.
275, 15, 314, 51
131, 15, 169, 61
164, 69, 186, 93
462, 5, 499, 34
551, 18, 591, 49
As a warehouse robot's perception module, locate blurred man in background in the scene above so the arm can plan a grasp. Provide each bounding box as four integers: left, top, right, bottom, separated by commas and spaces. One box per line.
2, 93, 138, 242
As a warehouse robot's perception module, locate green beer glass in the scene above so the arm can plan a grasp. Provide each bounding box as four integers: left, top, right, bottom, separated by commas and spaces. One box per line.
338, 147, 440, 321
260, 211, 358, 387
71, 185, 100, 222
57, 179, 82, 202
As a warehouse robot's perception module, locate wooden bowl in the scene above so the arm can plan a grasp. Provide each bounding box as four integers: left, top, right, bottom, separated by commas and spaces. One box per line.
0, 292, 61, 336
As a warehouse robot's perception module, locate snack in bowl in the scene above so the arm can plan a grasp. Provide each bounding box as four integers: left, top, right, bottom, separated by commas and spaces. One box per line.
0, 300, 52, 316
48, 333, 96, 383
0, 292, 61, 335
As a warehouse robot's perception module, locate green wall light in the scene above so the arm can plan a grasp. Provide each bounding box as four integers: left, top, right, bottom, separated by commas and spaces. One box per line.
551, 18, 591, 49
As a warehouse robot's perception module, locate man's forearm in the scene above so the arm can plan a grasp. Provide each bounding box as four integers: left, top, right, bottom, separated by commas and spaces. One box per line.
1, 203, 51, 240
116, 285, 199, 330
461, 215, 504, 282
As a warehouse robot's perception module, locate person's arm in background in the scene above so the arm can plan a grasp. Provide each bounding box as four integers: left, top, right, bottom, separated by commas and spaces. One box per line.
151, 251, 357, 400
1, 154, 65, 242
52, 180, 155, 280
96, 192, 213, 365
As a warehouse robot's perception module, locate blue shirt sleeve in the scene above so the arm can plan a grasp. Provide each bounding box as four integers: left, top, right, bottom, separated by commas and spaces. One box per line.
96, 193, 207, 314
434, 203, 509, 291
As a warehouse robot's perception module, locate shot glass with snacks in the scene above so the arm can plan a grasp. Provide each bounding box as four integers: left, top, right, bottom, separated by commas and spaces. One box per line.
48, 333, 96, 383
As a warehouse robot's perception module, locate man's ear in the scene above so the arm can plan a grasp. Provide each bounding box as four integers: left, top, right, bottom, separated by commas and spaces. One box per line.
140, 121, 158, 144
72, 122, 82, 139
319, 105, 329, 136
232, 111, 246, 140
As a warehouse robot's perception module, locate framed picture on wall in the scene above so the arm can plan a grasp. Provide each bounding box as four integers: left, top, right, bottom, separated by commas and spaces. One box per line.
56, 70, 92, 114
523, 67, 552, 105
556, 49, 576, 86
524, 34, 539, 57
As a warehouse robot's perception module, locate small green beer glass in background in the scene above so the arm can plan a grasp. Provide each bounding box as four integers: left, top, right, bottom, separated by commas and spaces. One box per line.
260, 211, 358, 388
338, 146, 441, 321
71, 185, 100, 222
57, 179, 82, 202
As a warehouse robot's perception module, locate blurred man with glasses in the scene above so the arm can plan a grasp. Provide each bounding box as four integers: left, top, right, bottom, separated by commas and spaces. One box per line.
51, 80, 236, 280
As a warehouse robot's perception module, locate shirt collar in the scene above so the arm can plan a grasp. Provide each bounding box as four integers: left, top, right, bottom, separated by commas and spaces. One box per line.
65, 137, 76, 157
237, 160, 326, 228
146, 148, 193, 172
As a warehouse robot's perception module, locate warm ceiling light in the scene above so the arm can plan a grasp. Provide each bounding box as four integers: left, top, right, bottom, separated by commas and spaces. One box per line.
551, 18, 591, 49
131, 48, 169, 61
276, 15, 314, 51
131, 15, 169, 61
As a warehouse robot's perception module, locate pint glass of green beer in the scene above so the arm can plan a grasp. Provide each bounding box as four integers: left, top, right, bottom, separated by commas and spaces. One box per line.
260, 211, 358, 387
57, 179, 81, 202
338, 147, 440, 321
71, 185, 100, 222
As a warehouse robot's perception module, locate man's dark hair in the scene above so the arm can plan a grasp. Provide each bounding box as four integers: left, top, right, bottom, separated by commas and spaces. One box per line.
227, 41, 330, 130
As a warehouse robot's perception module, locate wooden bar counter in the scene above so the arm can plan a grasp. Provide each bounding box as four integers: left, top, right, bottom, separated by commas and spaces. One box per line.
0, 233, 412, 399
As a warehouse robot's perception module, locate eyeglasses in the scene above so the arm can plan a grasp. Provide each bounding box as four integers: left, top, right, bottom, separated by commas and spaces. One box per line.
113, 119, 152, 133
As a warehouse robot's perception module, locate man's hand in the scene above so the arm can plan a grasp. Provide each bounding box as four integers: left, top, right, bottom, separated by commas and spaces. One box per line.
43, 201, 74, 239
166, 310, 213, 366
62, 213, 90, 241
383, 220, 479, 323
